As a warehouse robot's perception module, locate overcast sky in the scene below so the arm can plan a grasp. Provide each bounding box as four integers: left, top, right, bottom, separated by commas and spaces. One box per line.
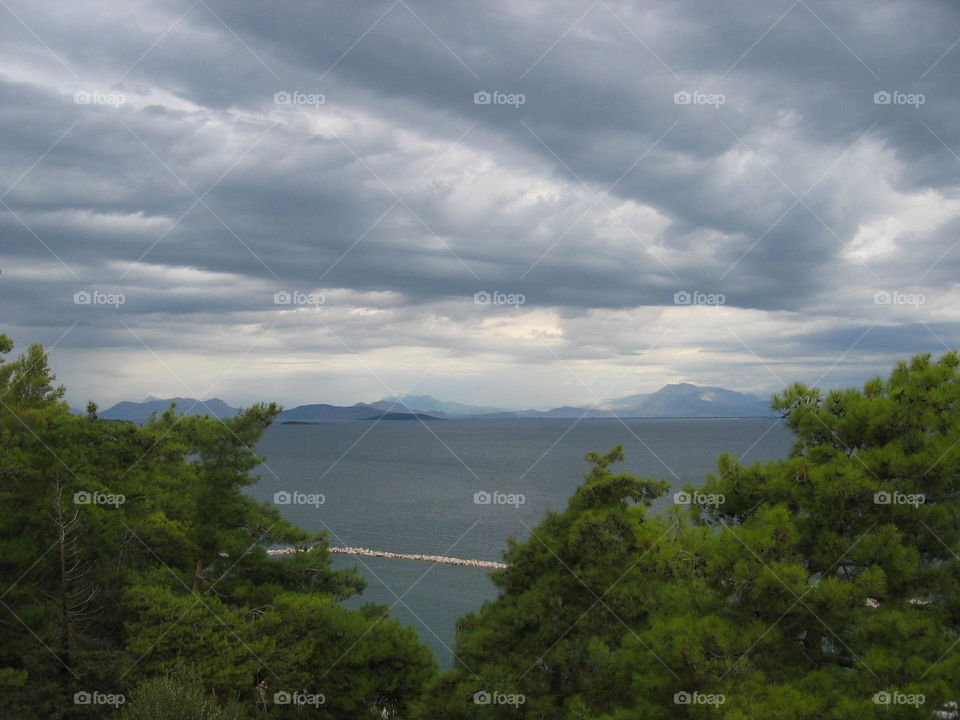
2, 0, 959, 410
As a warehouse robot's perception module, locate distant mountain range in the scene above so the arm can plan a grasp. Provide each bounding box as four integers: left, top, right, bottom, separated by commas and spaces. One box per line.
371, 394, 502, 417
606, 383, 773, 418
99, 396, 238, 421
96, 384, 774, 423
448, 384, 772, 419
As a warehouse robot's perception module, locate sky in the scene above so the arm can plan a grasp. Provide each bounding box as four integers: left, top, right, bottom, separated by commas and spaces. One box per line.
1, 0, 959, 411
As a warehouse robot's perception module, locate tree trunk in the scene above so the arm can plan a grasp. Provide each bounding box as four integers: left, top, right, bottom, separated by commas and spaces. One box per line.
193, 558, 204, 593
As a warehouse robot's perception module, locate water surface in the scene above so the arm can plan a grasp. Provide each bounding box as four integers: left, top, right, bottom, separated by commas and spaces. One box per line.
251, 418, 792, 666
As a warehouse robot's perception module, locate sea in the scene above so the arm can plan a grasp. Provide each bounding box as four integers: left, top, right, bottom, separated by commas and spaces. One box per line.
249, 418, 793, 667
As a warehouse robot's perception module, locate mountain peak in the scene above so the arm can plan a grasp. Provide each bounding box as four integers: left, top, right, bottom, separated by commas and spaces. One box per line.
658, 382, 699, 392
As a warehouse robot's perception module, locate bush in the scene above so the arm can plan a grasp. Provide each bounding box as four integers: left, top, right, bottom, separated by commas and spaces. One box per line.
120, 665, 234, 720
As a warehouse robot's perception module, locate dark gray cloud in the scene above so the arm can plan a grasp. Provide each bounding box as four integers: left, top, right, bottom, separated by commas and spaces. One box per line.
1, 0, 959, 407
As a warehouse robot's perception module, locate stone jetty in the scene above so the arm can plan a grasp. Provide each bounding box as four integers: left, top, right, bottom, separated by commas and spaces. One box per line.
267, 545, 506, 569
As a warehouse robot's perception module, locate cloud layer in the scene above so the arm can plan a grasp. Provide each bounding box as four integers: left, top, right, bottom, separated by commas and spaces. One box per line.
2, 0, 959, 408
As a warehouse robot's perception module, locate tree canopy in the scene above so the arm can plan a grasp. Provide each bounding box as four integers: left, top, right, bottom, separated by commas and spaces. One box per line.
0, 335, 435, 719
3, 334, 959, 718
420, 353, 960, 719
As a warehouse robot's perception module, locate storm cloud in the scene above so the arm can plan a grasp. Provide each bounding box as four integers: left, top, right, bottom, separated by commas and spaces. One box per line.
1, 0, 958, 408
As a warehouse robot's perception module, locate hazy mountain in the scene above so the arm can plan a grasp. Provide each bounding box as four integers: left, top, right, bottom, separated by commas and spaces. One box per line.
276, 403, 383, 421
601, 391, 653, 409
617, 383, 771, 417
371, 394, 501, 417
100, 397, 238, 421
100, 384, 772, 424
463, 384, 772, 419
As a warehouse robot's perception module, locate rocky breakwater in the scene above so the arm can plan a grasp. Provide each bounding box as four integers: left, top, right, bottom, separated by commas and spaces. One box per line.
267, 545, 506, 569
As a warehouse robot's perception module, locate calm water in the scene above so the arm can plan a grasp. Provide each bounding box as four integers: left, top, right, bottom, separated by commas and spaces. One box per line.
250, 418, 792, 667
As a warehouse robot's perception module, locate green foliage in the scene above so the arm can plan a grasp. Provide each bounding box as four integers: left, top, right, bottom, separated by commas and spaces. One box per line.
0, 335, 431, 719
417, 445, 678, 718
254, 593, 436, 719
120, 663, 231, 720
6, 332, 960, 719
122, 584, 255, 690
422, 354, 960, 718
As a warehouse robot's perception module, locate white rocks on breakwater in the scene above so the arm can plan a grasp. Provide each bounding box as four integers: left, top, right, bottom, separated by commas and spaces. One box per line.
267, 545, 506, 570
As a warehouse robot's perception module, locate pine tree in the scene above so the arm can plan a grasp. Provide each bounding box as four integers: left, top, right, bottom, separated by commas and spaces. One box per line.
422, 354, 960, 719
0, 335, 434, 719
